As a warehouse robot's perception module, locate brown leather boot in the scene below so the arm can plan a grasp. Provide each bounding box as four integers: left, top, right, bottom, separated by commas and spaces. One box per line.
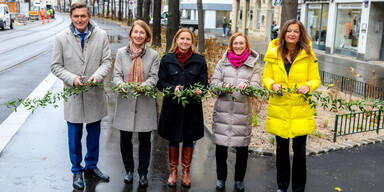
181, 147, 193, 188
167, 146, 179, 187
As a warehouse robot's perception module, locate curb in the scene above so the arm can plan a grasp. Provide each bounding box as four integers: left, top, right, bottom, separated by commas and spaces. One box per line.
204, 124, 384, 157
0, 73, 58, 154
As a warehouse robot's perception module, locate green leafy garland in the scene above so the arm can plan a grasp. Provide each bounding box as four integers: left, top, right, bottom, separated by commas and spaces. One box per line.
5, 81, 384, 113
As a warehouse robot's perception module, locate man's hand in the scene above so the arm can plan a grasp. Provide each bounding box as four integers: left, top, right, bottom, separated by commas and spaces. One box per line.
73, 76, 84, 87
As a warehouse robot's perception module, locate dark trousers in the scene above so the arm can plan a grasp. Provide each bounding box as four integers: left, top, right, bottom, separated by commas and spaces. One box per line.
67, 120, 101, 174
215, 144, 248, 181
276, 135, 307, 192
120, 130, 151, 176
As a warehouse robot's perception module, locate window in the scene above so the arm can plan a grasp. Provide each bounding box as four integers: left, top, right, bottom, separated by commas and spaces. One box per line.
334, 4, 362, 56
306, 3, 329, 50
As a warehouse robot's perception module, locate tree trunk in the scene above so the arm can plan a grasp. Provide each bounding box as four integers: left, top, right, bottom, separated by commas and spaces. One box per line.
92, 0, 95, 16
119, 0, 122, 21
128, 6, 133, 25
197, 0, 204, 53
124, 0, 127, 21
280, 0, 298, 28
152, 0, 161, 47
166, 0, 179, 52
137, 0, 143, 20
107, 0, 110, 17
143, 0, 150, 24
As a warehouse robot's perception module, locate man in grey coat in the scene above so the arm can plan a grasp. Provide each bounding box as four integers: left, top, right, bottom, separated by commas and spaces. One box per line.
50, 2, 112, 190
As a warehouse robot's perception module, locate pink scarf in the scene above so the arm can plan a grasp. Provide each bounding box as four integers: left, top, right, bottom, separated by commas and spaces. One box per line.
227, 50, 249, 69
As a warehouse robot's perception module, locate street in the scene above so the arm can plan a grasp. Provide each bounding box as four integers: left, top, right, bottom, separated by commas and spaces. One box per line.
0, 13, 384, 192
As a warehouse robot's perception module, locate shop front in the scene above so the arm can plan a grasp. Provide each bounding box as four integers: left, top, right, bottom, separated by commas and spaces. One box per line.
306, 3, 329, 50
334, 3, 362, 57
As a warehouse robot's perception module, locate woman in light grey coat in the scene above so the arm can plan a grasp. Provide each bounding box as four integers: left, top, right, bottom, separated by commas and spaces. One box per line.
112, 20, 159, 187
210, 32, 260, 192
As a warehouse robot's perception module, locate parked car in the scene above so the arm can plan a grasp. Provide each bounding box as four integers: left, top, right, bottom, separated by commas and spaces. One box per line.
0, 4, 13, 30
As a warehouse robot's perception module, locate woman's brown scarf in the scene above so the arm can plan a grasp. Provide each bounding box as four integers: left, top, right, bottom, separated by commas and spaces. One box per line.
127, 41, 145, 83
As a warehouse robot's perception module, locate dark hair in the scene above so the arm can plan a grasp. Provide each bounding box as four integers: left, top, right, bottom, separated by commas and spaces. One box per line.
278, 19, 313, 62
70, 1, 91, 16
129, 20, 152, 43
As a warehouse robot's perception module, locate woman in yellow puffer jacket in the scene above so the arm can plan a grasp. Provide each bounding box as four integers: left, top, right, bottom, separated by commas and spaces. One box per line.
262, 19, 321, 192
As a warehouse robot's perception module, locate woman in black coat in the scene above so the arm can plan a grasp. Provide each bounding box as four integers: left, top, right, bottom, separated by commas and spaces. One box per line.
157, 28, 208, 188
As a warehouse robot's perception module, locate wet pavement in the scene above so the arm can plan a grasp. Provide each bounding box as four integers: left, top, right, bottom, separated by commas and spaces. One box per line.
1, 81, 384, 191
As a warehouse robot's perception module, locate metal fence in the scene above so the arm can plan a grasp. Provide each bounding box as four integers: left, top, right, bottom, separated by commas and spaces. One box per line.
333, 110, 383, 142
320, 70, 384, 100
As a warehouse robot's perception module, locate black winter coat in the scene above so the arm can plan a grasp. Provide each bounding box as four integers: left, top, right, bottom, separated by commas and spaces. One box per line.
157, 52, 208, 142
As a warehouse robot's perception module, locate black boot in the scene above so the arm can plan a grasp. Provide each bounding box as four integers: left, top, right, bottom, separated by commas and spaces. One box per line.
124, 171, 133, 184
216, 180, 225, 191
139, 175, 148, 188
73, 173, 84, 190
234, 181, 245, 192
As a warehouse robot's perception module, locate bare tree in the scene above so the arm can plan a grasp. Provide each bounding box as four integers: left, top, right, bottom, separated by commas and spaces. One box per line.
137, 0, 143, 20
118, 0, 122, 21
107, 0, 110, 17
197, 0, 204, 53
143, 0, 150, 24
280, 0, 298, 28
166, 0, 180, 52
152, 0, 162, 47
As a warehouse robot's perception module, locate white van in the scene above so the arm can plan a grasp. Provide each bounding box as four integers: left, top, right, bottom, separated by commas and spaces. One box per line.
0, 4, 13, 30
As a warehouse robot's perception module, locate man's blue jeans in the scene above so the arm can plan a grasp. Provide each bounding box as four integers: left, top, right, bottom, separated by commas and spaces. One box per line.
67, 120, 101, 174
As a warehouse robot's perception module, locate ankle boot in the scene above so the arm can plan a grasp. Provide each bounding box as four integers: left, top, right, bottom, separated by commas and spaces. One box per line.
167, 146, 179, 187
181, 147, 193, 188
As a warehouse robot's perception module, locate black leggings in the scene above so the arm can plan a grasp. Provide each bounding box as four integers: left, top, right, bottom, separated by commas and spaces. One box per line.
276, 135, 307, 192
120, 131, 151, 176
169, 141, 193, 148
215, 144, 248, 181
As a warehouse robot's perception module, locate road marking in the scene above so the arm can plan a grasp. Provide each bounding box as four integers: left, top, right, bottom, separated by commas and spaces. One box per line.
0, 73, 58, 154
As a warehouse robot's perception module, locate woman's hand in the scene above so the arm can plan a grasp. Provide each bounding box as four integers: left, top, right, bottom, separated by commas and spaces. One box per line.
271, 83, 282, 91
194, 88, 202, 95
237, 82, 248, 90
174, 85, 184, 92
119, 83, 128, 94
223, 83, 232, 88
297, 85, 310, 94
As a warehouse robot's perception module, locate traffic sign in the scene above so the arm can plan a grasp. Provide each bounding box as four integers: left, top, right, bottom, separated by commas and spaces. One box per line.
272, 0, 282, 7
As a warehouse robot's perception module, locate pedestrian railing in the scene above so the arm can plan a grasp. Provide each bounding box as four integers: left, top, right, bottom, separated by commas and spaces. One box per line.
320, 70, 384, 100
333, 110, 383, 142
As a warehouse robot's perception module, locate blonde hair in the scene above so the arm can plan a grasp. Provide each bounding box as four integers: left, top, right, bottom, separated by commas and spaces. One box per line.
227, 32, 250, 53
129, 20, 152, 43
169, 28, 196, 53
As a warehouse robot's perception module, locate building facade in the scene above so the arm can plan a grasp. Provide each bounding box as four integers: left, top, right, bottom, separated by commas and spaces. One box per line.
231, 0, 282, 42
300, 0, 384, 61
180, 0, 232, 32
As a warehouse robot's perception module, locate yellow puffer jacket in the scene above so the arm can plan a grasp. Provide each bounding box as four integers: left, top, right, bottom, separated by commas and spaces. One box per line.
262, 39, 321, 138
